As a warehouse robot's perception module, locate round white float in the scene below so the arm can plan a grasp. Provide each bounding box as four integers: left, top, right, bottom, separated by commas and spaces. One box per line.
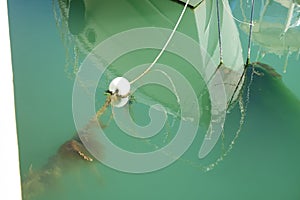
109, 77, 131, 107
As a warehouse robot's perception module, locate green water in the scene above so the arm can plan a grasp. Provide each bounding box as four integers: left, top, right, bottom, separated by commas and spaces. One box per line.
8, 0, 300, 200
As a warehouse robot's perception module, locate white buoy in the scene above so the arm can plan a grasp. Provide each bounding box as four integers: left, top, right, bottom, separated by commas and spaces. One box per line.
109, 77, 130, 107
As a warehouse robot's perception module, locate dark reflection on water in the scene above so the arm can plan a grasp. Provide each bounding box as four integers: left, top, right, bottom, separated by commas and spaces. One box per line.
68, 0, 86, 35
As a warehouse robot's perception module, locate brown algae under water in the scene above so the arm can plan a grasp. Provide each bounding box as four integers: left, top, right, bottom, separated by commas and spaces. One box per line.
19, 0, 300, 199
20, 61, 300, 200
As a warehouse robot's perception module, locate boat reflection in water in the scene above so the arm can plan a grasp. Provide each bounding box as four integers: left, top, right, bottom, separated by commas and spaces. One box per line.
239, 0, 300, 73
16, 0, 298, 200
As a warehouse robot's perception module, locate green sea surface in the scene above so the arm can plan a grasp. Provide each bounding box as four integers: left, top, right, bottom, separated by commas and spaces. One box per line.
8, 0, 300, 200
